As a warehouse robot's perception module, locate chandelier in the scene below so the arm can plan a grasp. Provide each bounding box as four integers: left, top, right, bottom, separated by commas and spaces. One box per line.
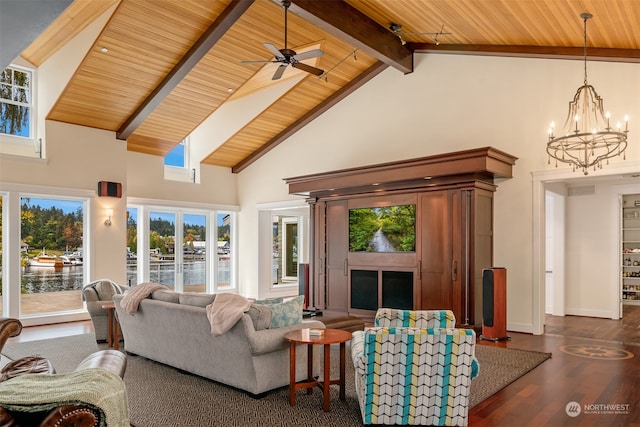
547, 13, 629, 175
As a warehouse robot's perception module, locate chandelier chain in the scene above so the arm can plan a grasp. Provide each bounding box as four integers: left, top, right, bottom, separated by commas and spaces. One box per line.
583, 15, 588, 85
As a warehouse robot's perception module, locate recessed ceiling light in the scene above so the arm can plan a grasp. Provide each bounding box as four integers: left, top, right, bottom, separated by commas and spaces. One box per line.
100, 47, 109, 53
227, 88, 233, 93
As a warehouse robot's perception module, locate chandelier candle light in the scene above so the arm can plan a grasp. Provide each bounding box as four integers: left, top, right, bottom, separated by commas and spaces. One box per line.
547, 13, 629, 175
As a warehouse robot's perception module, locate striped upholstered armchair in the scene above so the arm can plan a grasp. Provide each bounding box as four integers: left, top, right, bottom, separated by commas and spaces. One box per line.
350, 309, 479, 426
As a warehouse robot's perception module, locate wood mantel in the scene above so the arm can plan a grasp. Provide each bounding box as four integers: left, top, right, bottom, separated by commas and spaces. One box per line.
285, 146, 517, 197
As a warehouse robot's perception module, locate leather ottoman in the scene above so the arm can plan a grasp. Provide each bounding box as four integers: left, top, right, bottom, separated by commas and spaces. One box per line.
313, 311, 365, 333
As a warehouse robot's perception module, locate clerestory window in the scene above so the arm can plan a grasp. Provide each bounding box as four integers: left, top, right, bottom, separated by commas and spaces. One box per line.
0, 64, 40, 157
164, 140, 186, 167
164, 138, 198, 183
1, 65, 33, 139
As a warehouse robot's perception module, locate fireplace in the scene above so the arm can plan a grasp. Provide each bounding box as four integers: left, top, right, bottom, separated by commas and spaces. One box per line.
350, 269, 414, 316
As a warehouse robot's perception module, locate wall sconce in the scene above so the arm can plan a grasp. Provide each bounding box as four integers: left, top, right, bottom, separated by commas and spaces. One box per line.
105, 209, 113, 226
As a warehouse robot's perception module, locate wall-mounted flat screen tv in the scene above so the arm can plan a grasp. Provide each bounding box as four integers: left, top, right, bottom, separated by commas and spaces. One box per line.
349, 204, 416, 252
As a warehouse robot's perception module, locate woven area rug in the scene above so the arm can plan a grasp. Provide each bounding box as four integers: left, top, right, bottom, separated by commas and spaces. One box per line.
2, 334, 550, 427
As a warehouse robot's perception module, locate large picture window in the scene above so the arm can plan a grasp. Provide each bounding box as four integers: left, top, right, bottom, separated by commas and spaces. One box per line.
127, 201, 237, 293
1, 187, 91, 324
20, 197, 85, 316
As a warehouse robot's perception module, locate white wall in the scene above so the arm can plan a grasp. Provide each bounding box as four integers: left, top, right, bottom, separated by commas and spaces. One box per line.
237, 53, 640, 332
126, 151, 237, 205
565, 184, 614, 317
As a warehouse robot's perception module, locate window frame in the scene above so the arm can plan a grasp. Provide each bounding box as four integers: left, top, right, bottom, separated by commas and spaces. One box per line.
0, 64, 38, 155
0, 183, 94, 324
257, 201, 309, 299
127, 197, 238, 293
164, 138, 198, 183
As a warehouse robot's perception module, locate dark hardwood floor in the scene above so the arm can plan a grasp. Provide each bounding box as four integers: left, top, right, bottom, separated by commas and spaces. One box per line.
5, 305, 640, 426
470, 305, 640, 427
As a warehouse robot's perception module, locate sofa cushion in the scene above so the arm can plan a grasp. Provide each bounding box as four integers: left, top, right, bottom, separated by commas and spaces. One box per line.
151, 289, 180, 303
246, 304, 272, 330
179, 293, 216, 307
256, 296, 304, 329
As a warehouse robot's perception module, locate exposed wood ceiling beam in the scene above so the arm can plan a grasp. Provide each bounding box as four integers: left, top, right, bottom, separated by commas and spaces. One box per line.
232, 61, 389, 173
116, 0, 254, 141
285, 0, 413, 74
411, 44, 640, 63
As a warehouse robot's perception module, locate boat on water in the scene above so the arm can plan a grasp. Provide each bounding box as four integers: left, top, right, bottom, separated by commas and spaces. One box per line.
60, 255, 82, 266
29, 253, 64, 268
26, 249, 83, 268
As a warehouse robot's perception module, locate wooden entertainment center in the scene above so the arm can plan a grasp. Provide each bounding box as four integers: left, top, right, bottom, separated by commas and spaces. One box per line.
286, 147, 517, 326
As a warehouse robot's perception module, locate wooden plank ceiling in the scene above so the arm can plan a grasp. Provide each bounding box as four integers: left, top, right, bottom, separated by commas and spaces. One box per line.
21, 0, 640, 173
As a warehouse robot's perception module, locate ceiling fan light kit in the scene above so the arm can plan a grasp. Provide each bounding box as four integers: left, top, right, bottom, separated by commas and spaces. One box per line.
546, 13, 629, 175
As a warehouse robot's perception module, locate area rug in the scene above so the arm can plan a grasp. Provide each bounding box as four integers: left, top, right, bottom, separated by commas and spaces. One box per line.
2, 334, 550, 427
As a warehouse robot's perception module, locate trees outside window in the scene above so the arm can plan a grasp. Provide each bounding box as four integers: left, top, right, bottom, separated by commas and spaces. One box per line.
20, 197, 85, 316
1, 66, 32, 139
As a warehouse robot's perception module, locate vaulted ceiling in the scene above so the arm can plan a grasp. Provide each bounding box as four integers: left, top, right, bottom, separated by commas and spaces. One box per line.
12, 0, 640, 172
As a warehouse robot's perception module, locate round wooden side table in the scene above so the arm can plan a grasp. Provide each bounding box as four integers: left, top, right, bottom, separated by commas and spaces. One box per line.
284, 328, 352, 412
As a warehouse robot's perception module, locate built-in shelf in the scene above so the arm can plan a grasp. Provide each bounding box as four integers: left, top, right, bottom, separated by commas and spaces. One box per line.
622, 194, 640, 305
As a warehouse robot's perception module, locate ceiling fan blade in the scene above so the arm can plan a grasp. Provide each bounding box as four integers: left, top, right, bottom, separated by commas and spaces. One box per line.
291, 62, 324, 76
292, 49, 323, 62
263, 43, 284, 60
272, 64, 287, 80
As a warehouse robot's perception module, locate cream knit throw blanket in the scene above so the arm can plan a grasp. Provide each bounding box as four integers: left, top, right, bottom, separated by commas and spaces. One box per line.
119, 281, 165, 315
0, 368, 129, 427
206, 293, 252, 336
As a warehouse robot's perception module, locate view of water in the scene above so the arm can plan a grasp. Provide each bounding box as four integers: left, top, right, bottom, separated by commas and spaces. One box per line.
21, 265, 84, 293
19, 259, 229, 293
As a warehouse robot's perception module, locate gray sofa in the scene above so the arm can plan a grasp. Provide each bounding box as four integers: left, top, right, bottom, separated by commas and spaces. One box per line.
112, 291, 324, 396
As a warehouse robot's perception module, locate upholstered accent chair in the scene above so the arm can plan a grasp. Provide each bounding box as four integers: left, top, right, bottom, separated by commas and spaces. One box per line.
82, 279, 128, 343
351, 309, 479, 426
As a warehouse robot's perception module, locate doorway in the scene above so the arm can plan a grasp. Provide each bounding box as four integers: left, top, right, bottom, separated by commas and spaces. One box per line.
534, 164, 640, 334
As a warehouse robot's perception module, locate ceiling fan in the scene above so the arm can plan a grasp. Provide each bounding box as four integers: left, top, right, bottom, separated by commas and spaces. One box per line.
241, 0, 324, 80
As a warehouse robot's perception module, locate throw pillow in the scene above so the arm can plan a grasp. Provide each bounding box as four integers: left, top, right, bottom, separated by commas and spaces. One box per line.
246, 304, 272, 330
253, 297, 284, 305
259, 295, 304, 329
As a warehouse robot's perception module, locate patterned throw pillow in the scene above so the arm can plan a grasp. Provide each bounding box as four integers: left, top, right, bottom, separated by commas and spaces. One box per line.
253, 297, 284, 305
257, 295, 304, 329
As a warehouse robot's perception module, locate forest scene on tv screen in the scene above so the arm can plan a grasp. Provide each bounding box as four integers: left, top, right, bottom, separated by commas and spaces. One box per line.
349, 204, 415, 252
